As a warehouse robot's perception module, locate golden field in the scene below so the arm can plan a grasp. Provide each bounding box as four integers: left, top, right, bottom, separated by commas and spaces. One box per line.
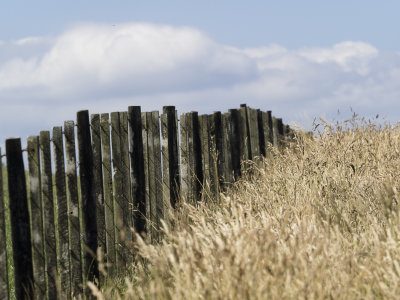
94, 116, 400, 299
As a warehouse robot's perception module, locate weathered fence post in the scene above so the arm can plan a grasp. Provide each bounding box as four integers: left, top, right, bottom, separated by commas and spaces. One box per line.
221, 113, 234, 188
64, 121, 84, 297
27, 136, 46, 299
239, 104, 251, 161
40, 131, 58, 299
111, 112, 132, 268
91, 114, 106, 283
76, 110, 99, 286
161, 106, 180, 211
0, 148, 9, 300
180, 112, 203, 203
199, 114, 211, 200
257, 110, 266, 157
52, 127, 71, 299
142, 111, 164, 240
228, 109, 242, 180
151, 111, 163, 233
6, 138, 34, 300
100, 113, 116, 275
127, 107, 146, 236
247, 107, 261, 159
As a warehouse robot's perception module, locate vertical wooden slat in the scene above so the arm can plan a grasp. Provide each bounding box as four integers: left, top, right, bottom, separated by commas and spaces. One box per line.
209, 112, 223, 196
239, 104, 251, 161
76, 110, 99, 287
221, 113, 234, 188
91, 115, 105, 269
120, 112, 133, 247
141, 112, 151, 242
111, 112, 128, 268
228, 109, 242, 180
6, 138, 34, 300
272, 117, 279, 147
179, 113, 190, 202
182, 112, 203, 203
40, 130, 58, 299
128, 107, 146, 237
151, 111, 163, 233
52, 127, 71, 299
0, 148, 9, 300
192, 112, 203, 203
257, 110, 266, 157
144, 112, 157, 238
199, 115, 210, 200
64, 121, 83, 297
161, 106, 180, 211
100, 114, 115, 275
248, 108, 261, 159
265, 111, 273, 148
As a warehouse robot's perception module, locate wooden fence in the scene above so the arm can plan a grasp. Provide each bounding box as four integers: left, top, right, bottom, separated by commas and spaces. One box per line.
0, 104, 292, 299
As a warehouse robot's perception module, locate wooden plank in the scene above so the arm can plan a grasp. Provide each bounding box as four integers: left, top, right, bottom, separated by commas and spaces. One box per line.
239, 104, 251, 161
150, 111, 163, 233
119, 112, 133, 248
141, 112, 151, 242
160, 111, 170, 218
161, 106, 180, 211
209, 112, 223, 196
144, 112, 157, 238
52, 127, 71, 299
228, 109, 241, 180
191, 112, 203, 203
257, 110, 266, 157
265, 111, 273, 146
248, 108, 261, 159
76, 110, 99, 286
199, 114, 210, 201
127, 107, 146, 237
100, 114, 115, 275
6, 138, 34, 300
179, 113, 191, 202
91, 114, 106, 268
111, 112, 128, 267
64, 121, 83, 297
182, 112, 203, 203
40, 130, 58, 299
272, 116, 279, 148
0, 148, 9, 300
221, 113, 234, 188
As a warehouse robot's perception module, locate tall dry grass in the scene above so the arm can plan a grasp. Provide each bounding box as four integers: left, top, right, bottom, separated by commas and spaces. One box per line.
93, 116, 400, 299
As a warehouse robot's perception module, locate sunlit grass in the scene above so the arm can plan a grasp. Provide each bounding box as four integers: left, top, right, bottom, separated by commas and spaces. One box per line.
92, 116, 400, 299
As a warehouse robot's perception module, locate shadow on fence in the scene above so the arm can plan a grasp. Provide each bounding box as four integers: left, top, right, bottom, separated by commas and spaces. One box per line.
0, 104, 293, 299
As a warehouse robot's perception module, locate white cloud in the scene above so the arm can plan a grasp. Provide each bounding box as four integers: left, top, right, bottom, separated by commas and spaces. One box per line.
0, 22, 399, 142
0, 23, 257, 99
13, 36, 46, 46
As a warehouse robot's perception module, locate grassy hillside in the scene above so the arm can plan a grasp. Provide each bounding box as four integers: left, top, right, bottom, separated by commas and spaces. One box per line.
93, 117, 400, 299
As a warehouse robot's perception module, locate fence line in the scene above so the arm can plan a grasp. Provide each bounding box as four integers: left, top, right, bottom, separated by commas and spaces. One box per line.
0, 104, 292, 299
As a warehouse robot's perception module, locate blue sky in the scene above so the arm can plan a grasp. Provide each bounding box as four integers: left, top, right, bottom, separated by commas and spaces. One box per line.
1, 0, 400, 142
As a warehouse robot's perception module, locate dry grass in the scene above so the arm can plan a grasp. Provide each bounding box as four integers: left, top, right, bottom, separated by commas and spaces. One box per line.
93, 116, 400, 299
